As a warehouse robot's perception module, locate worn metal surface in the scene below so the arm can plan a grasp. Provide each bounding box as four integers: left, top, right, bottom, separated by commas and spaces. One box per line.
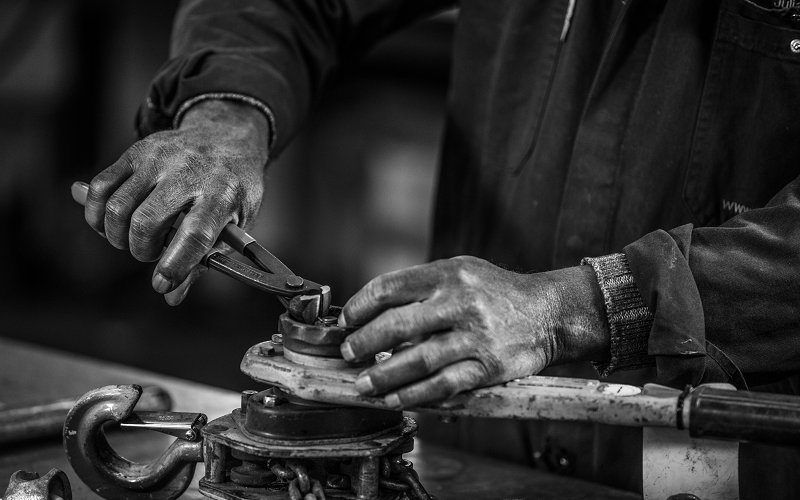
278, 312, 355, 357
202, 413, 416, 458
0, 339, 642, 500
243, 388, 403, 441
63, 385, 204, 499
241, 341, 679, 427
3, 468, 71, 500
0, 385, 171, 447
643, 426, 738, 500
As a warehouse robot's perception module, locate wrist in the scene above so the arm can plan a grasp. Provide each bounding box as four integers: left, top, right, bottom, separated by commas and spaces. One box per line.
180, 100, 271, 161
549, 266, 611, 366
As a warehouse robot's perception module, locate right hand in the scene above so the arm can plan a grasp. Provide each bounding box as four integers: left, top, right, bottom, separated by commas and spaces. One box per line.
84, 99, 270, 305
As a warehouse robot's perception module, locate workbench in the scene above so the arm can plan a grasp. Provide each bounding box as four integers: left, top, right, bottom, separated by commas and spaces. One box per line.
0, 337, 640, 500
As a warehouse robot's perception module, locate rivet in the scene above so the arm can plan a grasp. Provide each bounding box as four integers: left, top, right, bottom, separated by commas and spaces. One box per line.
791, 39, 800, 53
285, 275, 304, 288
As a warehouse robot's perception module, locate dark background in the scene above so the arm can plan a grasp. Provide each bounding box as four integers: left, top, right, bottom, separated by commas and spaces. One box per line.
0, 0, 454, 391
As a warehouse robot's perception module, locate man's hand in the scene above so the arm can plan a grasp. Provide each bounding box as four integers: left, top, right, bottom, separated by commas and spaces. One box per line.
339, 256, 611, 409
84, 100, 270, 305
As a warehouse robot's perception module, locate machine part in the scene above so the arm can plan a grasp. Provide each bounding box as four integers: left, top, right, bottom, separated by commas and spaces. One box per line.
0, 385, 171, 447
120, 411, 207, 441
642, 426, 738, 500
288, 290, 333, 326
243, 388, 403, 442
229, 450, 275, 487
3, 469, 71, 500
283, 348, 355, 370
279, 312, 354, 357
63, 385, 204, 500
683, 384, 800, 446
241, 342, 680, 427
198, 413, 419, 500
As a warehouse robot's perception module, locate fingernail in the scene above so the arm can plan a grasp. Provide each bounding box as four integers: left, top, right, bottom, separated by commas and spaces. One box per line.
341, 342, 357, 362
152, 273, 172, 294
354, 375, 375, 395
385, 393, 402, 409
337, 312, 347, 327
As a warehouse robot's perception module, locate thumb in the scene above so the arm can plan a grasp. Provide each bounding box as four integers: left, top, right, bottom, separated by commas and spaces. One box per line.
163, 264, 208, 306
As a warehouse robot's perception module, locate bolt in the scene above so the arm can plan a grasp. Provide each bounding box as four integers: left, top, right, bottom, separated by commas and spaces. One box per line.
285, 275, 304, 289
184, 429, 196, 441
241, 390, 258, 412
271, 333, 283, 345
263, 394, 282, 407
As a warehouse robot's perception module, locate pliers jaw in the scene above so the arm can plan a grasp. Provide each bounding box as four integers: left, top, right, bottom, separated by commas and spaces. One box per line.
287, 286, 332, 325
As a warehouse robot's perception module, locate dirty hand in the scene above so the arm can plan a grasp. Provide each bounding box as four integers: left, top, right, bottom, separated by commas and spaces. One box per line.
339, 256, 610, 409
84, 100, 270, 305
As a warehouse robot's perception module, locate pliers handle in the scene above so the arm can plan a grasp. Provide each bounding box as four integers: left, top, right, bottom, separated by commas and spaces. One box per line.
71, 182, 324, 300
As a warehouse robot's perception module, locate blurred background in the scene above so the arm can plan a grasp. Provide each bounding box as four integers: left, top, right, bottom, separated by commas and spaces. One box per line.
0, 1, 454, 390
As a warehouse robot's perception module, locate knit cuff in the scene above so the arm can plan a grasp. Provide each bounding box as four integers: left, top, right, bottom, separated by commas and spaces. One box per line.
581, 253, 655, 377
170, 92, 277, 150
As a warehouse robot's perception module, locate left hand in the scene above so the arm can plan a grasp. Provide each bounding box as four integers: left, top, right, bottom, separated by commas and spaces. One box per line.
339, 256, 610, 409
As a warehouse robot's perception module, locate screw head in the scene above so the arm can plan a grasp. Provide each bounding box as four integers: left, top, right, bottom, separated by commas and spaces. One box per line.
791, 39, 800, 53
271, 333, 283, 345
285, 275, 304, 289
184, 429, 196, 441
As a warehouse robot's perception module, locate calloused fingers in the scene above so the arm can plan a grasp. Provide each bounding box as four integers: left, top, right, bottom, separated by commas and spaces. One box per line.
104, 170, 160, 251
340, 265, 443, 327
383, 359, 489, 410
151, 181, 242, 294
341, 301, 456, 362
127, 176, 193, 263
354, 332, 472, 396
85, 152, 138, 234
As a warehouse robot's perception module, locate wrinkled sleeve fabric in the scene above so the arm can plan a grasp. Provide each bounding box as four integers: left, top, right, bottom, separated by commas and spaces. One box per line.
624, 177, 800, 389
135, 0, 453, 154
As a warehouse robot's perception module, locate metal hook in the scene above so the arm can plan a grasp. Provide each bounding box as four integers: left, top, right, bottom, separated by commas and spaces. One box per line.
63, 385, 205, 500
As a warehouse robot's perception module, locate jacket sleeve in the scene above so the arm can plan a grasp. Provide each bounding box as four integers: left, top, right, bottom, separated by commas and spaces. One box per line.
624, 175, 800, 389
134, 0, 454, 154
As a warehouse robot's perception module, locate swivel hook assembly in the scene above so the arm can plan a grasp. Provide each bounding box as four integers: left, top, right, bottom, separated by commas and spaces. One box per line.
63, 385, 205, 500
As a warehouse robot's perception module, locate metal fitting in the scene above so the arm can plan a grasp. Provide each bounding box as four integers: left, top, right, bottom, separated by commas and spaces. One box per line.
240, 390, 258, 413
263, 395, 282, 407
271, 333, 283, 345
315, 316, 338, 327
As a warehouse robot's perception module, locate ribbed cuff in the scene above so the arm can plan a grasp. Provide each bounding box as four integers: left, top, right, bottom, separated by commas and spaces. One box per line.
171, 92, 277, 150
581, 253, 655, 377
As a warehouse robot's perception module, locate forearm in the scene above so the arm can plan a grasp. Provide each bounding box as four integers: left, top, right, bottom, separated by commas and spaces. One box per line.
139, 0, 454, 153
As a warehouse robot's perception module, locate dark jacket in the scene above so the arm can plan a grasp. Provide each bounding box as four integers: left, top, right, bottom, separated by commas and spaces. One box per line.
137, 0, 800, 496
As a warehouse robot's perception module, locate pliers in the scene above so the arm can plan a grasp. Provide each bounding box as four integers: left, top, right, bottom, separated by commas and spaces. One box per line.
71, 182, 331, 323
